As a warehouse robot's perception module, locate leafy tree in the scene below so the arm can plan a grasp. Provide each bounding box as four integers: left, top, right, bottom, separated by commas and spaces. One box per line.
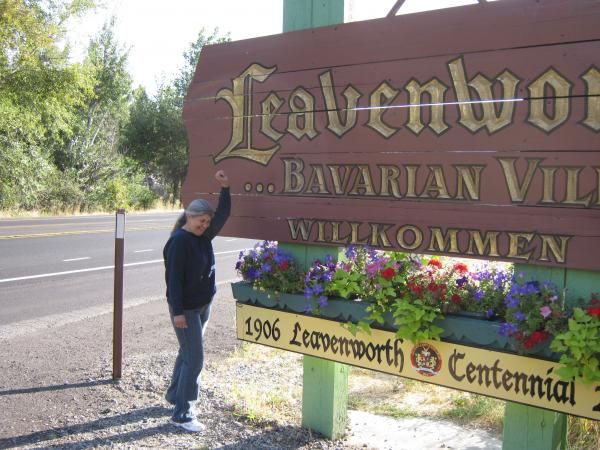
59, 18, 136, 211
123, 28, 230, 204
0, 0, 95, 211
173, 27, 230, 104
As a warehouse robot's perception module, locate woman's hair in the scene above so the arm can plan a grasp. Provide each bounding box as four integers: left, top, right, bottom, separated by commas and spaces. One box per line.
171, 212, 187, 234
171, 198, 216, 234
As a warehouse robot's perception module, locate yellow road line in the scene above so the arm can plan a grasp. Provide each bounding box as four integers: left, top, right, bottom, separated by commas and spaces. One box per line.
0, 219, 175, 229
0, 226, 171, 239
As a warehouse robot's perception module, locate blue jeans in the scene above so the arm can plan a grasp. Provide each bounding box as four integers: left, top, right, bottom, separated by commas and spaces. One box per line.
165, 304, 211, 421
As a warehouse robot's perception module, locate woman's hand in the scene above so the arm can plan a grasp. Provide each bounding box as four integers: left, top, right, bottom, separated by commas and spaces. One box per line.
173, 315, 188, 329
215, 170, 229, 188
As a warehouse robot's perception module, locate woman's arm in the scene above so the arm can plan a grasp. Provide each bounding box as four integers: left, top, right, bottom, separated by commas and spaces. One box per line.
206, 170, 231, 239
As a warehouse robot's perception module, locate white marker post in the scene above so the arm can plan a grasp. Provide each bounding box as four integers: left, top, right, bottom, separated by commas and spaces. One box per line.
113, 209, 125, 380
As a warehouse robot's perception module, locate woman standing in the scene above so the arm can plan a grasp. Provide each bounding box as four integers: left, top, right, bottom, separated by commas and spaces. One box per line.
163, 170, 230, 432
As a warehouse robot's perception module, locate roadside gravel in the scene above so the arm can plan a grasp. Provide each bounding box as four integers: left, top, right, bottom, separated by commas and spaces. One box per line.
0, 288, 362, 449
0, 285, 501, 449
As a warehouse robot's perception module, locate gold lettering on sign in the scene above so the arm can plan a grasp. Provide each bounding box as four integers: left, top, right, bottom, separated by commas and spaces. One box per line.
405, 165, 419, 198
454, 165, 484, 201
285, 219, 574, 266
283, 158, 305, 193
287, 218, 314, 240
596, 168, 600, 206
214, 63, 279, 165
421, 166, 451, 199
507, 232, 535, 260
582, 67, 600, 131
288, 87, 318, 140
563, 167, 593, 207
448, 57, 519, 134
497, 158, 542, 202
541, 167, 558, 204
428, 227, 460, 253
378, 165, 403, 198
306, 165, 330, 194
328, 165, 353, 195
349, 165, 377, 196
260, 92, 284, 141
367, 81, 400, 137
539, 235, 571, 263
466, 230, 500, 257
405, 78, 449, 135
527, 68, 572, 132
371, 223, 394, 248
319, 71, 361, 137
396, 225, 423, 250
350, 222, 369, 245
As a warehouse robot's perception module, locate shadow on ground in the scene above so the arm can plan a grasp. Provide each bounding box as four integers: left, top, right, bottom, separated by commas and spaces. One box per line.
0, 405, 172, 449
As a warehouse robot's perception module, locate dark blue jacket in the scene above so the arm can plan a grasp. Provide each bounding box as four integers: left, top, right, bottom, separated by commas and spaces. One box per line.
163, 188, 230, 315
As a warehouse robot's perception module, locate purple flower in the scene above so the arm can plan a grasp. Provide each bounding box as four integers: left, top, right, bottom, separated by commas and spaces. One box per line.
304, 286, 313, 299
473, 289, 485, 301
261, 262, 272, 273
540, 305, 552, 318
513, 311, 526, 322
345, 245, 357, 260
246, 267, 258, 280
505, 294, 520, 308
318, 296, 328, 307
499, 322, 518, 336
485, 309, 495, 319
456, 276, 468, 287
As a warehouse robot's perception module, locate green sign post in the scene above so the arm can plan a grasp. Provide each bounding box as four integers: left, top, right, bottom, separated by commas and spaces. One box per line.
281, 0, 348, 440
278, 1, 599, 448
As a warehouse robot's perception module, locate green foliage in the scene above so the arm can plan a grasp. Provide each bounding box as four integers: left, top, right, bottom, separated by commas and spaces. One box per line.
122, 28, 230, 205
392, 299, 444, 343
551, 305, 600, 384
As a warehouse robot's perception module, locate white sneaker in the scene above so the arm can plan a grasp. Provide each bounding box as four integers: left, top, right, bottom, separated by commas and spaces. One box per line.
171, 418, 205, 432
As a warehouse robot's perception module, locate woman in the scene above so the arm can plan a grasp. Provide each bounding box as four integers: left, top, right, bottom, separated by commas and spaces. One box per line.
163, 169, 230, 432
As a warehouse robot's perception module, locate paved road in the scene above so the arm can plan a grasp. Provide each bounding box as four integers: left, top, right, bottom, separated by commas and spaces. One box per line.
0, 213, 256, 330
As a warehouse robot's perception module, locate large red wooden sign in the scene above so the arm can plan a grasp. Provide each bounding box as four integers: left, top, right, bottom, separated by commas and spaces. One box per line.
182, 0, 600, 271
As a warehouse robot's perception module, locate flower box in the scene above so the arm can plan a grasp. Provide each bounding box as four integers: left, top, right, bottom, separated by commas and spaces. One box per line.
231, 281, 559, 360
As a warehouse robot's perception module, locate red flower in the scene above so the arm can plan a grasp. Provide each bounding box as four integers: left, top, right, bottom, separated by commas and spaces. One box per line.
279, 260, 289, 270
451, 294, 462, 305
453, 262, 468, 274
428, 259, 442, 268
382, 267, 395, 280
523, 331, 550, 349
587, 307, 600, 317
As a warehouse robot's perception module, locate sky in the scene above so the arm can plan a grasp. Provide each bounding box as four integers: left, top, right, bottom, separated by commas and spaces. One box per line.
68, 0, 490, 95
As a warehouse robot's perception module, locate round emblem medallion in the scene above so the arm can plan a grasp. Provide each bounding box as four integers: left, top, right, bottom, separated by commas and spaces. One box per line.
410, 343, 442, 377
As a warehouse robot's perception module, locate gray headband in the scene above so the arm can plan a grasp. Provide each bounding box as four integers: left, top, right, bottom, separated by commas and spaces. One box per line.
185, 199, 215, 216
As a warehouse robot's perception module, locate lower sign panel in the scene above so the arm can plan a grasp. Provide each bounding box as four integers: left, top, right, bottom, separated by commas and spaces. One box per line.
236, 303, 600, 420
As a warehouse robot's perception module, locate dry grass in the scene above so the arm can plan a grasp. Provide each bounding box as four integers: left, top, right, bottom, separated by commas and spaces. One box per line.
209, 343, 598, 448
347, 367, 504, 433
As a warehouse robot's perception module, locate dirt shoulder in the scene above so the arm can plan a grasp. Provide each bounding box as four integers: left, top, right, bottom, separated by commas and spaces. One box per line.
0, 286, 501, 449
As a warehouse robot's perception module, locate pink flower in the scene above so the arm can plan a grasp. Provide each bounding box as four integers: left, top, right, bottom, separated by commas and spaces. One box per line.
540, 305, 552, 318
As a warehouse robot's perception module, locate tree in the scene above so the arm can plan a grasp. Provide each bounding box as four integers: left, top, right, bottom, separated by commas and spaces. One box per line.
58, 18, 134, 210
123, 28, 230, 204
0, 0, 95, 211
173, 27, 230, 104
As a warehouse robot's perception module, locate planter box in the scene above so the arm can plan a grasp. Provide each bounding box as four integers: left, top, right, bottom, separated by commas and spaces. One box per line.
231, 281, 558, 360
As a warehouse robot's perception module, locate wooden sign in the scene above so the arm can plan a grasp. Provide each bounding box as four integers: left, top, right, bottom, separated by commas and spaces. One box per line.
236, 303, 600, 420
182, 0, 600, 270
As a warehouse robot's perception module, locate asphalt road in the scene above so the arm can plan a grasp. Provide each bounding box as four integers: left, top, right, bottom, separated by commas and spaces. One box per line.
0, 212, 256, 329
